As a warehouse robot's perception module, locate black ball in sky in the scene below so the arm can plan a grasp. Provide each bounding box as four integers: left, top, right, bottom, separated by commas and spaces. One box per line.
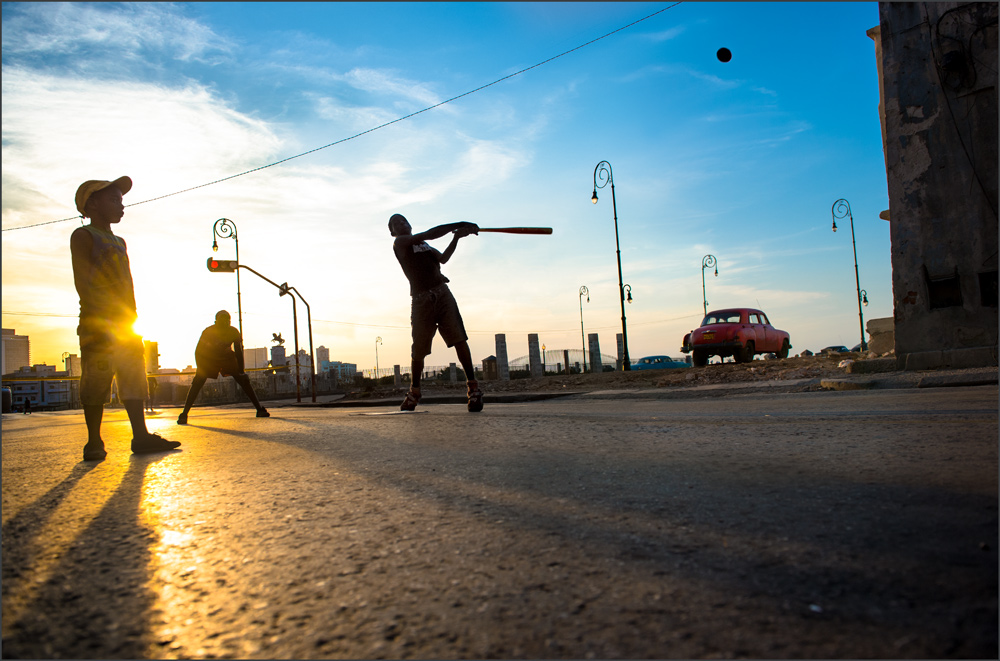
717, 47, 732, 63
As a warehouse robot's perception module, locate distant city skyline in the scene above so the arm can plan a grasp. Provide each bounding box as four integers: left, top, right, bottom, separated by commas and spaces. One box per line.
2, 2, 889, 371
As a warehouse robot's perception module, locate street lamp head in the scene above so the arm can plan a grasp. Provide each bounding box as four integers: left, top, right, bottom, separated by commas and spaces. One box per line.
714, 266, 718, 277
831, 199, 851, 233
591, 190, 598, 204
861, 290, 869, 306
624, 284, 632, 304
212, 239, 219, 252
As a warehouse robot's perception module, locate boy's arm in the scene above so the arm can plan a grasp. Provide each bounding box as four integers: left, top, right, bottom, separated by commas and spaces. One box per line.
394, 222, 479, 248
70, 227, 94, 297
439, 225, 478, 264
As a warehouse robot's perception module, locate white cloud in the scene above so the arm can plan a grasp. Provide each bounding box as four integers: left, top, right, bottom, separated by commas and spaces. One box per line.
1, 67, 284, 222
1, 2, 234, 67
344, 68, 446, 111
639, 26, 686, 43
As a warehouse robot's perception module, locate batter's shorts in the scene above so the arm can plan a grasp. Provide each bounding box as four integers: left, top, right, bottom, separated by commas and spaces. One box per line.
410, 284, 468, 359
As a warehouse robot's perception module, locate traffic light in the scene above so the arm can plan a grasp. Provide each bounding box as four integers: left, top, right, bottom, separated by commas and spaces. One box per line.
207, 257, 238, 272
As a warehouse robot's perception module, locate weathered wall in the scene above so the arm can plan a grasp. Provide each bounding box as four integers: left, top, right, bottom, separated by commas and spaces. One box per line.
878, 2, 998, 369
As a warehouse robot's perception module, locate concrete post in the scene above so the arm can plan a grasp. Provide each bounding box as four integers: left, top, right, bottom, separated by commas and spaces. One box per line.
449, 363, 457, 383
528, 334, 543, 378
563, 349, 570, 375
393, 365, 401, 387
495, 334, 510, 381
588, 333, 602, 372
616, 333, 625, 370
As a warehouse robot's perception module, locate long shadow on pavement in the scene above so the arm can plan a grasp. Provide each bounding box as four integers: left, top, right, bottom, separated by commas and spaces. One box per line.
2, 454, 170, 659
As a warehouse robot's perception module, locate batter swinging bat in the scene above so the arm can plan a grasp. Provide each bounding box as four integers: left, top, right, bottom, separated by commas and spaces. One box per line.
476, 227, 553, 235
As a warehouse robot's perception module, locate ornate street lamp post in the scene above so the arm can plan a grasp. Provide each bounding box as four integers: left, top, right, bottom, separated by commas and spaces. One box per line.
701, 254, 718, 317
831, 199, 867, 351
591, 160, 631, 371
578, 285, 589, 373
212, 218, 242, 337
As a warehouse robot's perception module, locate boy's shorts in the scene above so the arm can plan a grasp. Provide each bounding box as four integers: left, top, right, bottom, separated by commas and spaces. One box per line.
410, 284, 468, 359
80, 336, 148, 405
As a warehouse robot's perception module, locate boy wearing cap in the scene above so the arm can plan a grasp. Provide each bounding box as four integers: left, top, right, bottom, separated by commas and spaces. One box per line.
388, 213, 484, 412
176, 310, 270, 424
71, 176, 180, 460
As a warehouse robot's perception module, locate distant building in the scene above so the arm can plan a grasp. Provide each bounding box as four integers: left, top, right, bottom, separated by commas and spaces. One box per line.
244, 347, 269, 369
294, 349, 313, 369
316, 346, 330, 365
65, 353, 82, 377
2, 329, 30, 375
156, 367, 190, 386
5, 364, 75, 410
143, 340, 159, 374
321, 360, 357, 380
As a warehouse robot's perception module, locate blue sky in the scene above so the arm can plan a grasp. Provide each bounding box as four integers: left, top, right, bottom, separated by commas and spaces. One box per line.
1, 1, 888, 373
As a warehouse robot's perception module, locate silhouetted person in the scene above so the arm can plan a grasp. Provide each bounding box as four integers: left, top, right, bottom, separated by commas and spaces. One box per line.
388, 213, 483, 412
146, 375, 158, 412
71, 176, 180, 461
22, 399, 31, 415
177, 310, 269, 424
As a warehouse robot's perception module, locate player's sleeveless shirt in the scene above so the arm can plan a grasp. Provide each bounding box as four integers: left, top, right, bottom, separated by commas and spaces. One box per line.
393, 241, 449, 295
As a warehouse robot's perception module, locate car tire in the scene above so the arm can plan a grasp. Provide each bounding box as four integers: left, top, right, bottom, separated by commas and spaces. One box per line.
736, 341, 754, 363
692, 349, 708, 367
778, 339, 790, 359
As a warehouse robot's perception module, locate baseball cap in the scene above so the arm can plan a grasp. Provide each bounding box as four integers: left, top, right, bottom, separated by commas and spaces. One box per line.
75, 176, 132, 215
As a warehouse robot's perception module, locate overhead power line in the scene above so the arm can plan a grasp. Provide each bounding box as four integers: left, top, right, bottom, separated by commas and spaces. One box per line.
3, 2, 682, 233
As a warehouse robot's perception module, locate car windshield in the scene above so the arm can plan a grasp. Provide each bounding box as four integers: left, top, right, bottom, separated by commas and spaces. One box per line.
702, 312, 742, 325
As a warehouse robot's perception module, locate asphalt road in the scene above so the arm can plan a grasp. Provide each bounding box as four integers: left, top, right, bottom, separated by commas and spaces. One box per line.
2, 386, 997, 659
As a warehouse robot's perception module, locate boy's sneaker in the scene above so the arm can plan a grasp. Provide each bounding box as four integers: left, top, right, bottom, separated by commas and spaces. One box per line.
256, 407, 270, 418
400, 387, 421, 411
83, 442, 107, 461
176, 412, 188, 425
467, 380, 484, 413
131, 433, 181, 454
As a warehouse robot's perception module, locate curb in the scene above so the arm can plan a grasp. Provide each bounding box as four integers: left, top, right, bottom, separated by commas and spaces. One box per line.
294, 391, 579, 408
290, 368, 997, 408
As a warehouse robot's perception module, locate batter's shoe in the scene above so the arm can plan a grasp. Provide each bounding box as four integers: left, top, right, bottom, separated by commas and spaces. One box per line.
467, 380, 484, 413
131, 433, 181, 454
176, 412, 188, 425
400, 387, 421, 411
256, 407, 270, 418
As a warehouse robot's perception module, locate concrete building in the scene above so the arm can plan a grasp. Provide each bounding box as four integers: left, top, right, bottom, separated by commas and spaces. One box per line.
316, 346, 330, 365
243, 347, 269, 369
143, 340, 160, 374
320, 360, 357, 380
5, 364, 75, 410
2, 329, 30, 375
64, 354, 82, 377
871, 2, 998, 369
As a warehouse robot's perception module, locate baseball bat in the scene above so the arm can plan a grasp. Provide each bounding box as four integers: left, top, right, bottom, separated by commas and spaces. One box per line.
476, 227, 553, 235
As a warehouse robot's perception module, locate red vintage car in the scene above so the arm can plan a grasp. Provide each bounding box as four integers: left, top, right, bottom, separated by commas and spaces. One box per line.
681, 308, 791, 366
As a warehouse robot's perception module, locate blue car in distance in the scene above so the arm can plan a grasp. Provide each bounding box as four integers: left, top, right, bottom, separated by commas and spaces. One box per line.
632, 355, 690, 370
